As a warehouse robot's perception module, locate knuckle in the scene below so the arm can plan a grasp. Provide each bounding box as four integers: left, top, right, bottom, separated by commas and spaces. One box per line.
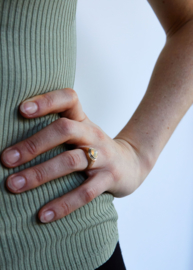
92, 126, 105, 140
108, 169, 116, 182
108, 167, 120, 184
65, 152, 81, 169
101, 146, 112, 159
82, 187, 96, 204
24, 138, 38, 156
32, 166, 47, 183
43, 93, 54, 108
54, 118, 73, 136
60, 200, 71, 216
66, 88, 78, 104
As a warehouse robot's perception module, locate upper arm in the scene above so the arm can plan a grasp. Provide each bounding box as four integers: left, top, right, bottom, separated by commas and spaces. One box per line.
147, 0, 193, 37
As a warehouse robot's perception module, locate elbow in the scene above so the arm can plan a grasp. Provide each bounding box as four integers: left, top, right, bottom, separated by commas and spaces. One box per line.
166, 15, 193, 39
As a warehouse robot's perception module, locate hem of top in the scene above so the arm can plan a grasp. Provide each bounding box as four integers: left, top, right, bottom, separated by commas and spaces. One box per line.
65, 233, 119, 270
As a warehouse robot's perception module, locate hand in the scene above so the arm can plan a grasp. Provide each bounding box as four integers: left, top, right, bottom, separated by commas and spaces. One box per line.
0, 88, 148, 223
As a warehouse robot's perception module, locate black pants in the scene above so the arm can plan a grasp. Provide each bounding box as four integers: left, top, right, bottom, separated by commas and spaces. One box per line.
95, 241, 126, 270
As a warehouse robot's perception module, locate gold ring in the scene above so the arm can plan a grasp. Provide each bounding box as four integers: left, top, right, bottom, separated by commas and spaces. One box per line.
80, 147, 98, 170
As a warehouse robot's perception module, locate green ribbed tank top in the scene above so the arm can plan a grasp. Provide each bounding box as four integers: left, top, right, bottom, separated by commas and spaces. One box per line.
0, 0, 119, 269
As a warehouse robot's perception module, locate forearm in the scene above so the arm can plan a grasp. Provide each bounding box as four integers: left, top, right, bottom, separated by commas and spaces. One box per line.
115, 20, 193, 174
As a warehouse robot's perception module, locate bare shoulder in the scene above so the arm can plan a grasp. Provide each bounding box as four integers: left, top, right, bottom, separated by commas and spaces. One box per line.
147, 0, 193, 36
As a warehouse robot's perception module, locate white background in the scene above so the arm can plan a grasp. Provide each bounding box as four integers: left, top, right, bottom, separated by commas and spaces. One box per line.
74, 1, 193, 269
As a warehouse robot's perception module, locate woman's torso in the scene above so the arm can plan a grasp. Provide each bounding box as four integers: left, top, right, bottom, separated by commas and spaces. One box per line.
0, 1, 119, 269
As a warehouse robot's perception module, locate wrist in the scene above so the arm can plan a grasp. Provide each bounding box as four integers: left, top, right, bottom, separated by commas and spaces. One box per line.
114, 134, 155, 184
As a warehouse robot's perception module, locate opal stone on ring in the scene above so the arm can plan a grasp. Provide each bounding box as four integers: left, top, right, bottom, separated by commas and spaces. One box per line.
80, 147, 98, 169
88, 148, 98, 161
79, 147, 98, 170
85, 148, 98, 169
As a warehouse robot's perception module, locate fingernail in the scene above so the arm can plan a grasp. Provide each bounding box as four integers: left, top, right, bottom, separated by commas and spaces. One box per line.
3, 149, 20, 164
40, 210, 55, 223
20, 101, 38, 114
7, 176, 26, 191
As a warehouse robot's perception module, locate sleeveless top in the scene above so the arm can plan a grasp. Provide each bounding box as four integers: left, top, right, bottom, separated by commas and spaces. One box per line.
0, 0, 119, 269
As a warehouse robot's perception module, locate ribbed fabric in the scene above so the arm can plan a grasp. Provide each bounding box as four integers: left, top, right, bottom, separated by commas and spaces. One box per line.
0, 0, 119, 269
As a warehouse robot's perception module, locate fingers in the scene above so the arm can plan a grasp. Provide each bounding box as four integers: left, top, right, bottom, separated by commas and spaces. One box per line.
5, 149, 88, 193
19, 88, 86, 122
0, 118, 93, 168
38, 171, 113, 223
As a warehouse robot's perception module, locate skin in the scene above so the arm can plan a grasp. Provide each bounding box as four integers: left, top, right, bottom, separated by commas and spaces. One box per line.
1, 0, 193, 223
